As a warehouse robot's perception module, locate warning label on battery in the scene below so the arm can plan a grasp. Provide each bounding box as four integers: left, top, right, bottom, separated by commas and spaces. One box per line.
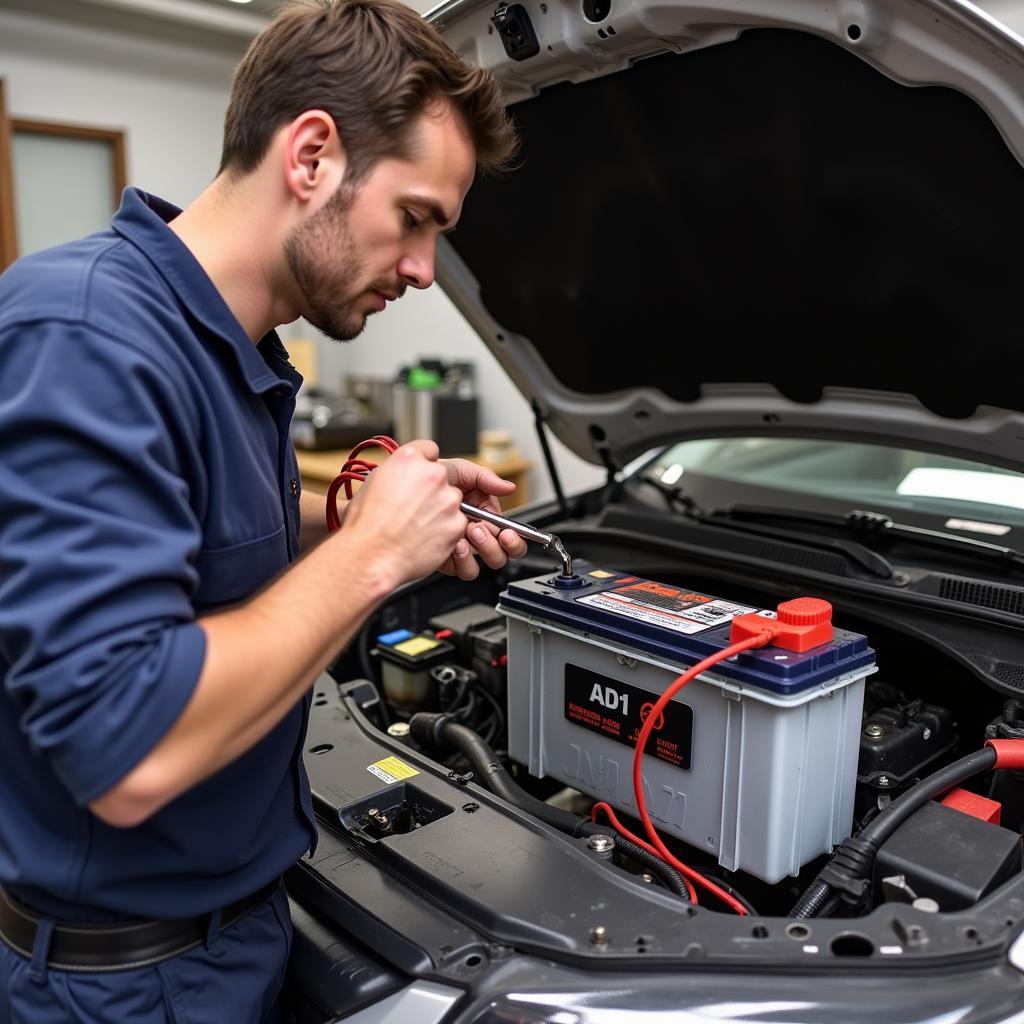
577, 581, 756, 635
564, 663, 692, 770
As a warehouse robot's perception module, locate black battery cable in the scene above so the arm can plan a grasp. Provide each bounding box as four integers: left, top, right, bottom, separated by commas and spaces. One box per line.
790, 739, 1024, 918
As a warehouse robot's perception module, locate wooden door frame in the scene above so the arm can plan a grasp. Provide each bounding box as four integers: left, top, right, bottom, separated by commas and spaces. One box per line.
0, 81, 17, 271
0, 80, 128, 271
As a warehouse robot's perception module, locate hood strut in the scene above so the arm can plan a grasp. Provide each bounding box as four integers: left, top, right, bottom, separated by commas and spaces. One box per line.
532, 400, 568, 517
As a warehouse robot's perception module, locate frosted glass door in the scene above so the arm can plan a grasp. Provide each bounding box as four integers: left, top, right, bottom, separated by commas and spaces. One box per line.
12, 131, 117, 256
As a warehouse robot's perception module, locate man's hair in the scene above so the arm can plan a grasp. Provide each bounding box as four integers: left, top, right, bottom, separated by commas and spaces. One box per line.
219, 0, 517, 181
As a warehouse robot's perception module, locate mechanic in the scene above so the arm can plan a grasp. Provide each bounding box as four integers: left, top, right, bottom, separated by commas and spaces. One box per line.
0, 1, 521, 1020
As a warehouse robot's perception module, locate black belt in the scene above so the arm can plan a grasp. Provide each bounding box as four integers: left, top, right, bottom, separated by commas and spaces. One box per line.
0, 878, 280, 973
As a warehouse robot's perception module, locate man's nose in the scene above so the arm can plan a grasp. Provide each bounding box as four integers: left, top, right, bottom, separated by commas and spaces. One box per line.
397, 244, 436, 290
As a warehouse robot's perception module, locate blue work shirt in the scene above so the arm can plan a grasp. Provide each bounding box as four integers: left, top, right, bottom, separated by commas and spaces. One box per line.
0, 188, 317, 920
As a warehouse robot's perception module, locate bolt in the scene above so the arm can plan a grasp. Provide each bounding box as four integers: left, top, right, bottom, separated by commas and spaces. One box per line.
590, 925, 609, 945
865, 723, 885, 738
587, 834, 615, 853
367, 807, 391, 830
922, 728, 932, 740
877, 775, 891, 787
640, 872, 654, 884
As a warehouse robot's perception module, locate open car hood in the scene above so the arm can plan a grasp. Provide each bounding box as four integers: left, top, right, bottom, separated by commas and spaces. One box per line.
429, 0, 1024, 474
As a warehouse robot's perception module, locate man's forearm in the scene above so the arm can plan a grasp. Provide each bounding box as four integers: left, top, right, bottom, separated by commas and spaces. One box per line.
89, 527, 394, 827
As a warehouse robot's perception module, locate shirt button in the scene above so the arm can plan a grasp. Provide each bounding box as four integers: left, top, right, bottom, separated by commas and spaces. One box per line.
289, 479, 299, 498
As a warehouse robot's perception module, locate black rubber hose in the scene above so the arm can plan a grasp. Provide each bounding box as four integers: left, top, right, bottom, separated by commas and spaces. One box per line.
790, 746, 999, 918
411, 713, 691, 901
410, 713, 588, 836
859, 747, 997, 846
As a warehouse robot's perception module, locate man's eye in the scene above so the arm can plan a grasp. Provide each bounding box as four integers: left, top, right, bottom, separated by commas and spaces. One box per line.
404, 211, 421, 231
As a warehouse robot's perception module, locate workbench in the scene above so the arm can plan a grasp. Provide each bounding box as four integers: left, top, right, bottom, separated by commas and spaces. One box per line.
296, 447, 533, 511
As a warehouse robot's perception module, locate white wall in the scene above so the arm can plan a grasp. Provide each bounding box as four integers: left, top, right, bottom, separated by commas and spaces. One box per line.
0, 8, 236, 207
0, 4, 605, 505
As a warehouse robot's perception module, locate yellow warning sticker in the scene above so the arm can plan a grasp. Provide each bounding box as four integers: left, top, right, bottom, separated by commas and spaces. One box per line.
394, 636, 439, 657
367, 756, 420, 785
589, 570, 616, 578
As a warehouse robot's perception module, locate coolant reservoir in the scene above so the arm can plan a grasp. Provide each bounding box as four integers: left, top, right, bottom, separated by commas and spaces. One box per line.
498, 570, 876, 883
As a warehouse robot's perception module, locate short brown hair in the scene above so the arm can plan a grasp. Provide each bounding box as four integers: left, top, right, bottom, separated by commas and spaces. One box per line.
220, 0, 517, 181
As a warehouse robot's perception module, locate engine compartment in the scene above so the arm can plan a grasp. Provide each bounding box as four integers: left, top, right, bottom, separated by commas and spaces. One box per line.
318, 528, 1024, 924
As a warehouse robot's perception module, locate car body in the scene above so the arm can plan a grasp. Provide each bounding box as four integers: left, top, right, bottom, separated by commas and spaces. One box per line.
282, 1, 1024, 1020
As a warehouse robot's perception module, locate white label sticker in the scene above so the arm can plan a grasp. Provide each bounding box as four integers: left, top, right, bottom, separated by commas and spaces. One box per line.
578, 590, 757, 635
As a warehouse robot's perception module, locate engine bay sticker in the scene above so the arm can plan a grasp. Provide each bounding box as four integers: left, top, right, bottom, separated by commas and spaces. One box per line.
577, 582, 757, 634
367, 756, 419, 785
564, 663, 692, 770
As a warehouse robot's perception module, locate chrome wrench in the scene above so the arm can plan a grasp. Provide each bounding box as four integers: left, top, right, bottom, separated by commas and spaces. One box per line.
460, 502, 573, 576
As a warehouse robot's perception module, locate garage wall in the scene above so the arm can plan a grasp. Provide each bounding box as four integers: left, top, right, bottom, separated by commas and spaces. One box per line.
0, 7, 235, 208
0, 3, 605, 505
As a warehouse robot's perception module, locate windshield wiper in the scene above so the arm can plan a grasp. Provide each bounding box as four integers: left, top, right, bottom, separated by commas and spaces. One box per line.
639, 475, 895, 579
721, 504, 1024, 575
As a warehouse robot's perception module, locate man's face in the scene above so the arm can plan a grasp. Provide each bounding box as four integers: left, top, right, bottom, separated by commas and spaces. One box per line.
284, 102, 477, 342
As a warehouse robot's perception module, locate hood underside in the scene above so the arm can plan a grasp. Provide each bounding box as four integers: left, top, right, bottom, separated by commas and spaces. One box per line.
430, 0, 1024, 472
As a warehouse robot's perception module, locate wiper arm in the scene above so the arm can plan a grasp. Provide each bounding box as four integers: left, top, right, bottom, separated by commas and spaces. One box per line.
638, 475, 894, 579
725, 504, 1024, 575
694, 509, 896, 580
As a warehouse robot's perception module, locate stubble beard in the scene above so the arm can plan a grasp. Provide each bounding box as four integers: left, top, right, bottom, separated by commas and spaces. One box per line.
283, 183, 370, 343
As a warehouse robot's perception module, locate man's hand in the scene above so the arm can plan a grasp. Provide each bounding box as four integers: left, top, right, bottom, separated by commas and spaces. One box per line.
337, 440, 528, 583
438, 456, 529, 581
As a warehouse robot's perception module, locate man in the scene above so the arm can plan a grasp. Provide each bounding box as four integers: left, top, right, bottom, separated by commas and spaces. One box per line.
0, 0, 521, 1019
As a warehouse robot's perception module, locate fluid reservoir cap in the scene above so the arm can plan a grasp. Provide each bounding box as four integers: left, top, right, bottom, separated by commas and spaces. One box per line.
776, 597, 832, 627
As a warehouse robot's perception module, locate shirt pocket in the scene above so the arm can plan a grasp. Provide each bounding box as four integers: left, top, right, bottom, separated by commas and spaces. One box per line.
192, 524, 289, 612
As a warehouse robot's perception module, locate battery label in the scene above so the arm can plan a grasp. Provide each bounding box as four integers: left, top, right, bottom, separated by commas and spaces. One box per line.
578, 582, 756, 635
564, 663, 692, 770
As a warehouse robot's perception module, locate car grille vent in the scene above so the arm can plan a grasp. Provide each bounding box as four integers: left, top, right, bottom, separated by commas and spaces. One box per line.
937, 577, 1024, 617
993, 662, 1024, 690
740, 542, 849, 576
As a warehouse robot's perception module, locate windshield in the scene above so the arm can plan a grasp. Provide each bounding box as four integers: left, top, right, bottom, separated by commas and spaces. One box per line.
647, 438, 1024, 532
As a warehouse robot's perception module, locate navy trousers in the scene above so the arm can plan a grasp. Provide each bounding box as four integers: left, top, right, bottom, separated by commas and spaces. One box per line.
0, 885, 291, 1023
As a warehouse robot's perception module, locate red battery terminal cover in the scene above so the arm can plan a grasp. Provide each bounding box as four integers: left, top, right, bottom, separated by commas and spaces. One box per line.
941, 787, 1002, 825
730, 597, 834, 653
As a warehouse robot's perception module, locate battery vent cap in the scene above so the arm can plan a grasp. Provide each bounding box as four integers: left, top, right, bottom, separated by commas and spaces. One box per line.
778, 598, 831, 627
774, 598, 833, 652
730, 597, 834, 653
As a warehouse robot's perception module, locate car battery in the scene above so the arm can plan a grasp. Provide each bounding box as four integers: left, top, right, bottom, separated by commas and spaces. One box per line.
498, 570, 877, 883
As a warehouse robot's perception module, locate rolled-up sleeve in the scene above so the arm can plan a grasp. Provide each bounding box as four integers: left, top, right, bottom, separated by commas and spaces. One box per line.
0, 320, 207, 805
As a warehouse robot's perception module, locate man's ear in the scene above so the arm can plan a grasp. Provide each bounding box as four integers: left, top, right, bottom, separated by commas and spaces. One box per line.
283, 110, 346, 203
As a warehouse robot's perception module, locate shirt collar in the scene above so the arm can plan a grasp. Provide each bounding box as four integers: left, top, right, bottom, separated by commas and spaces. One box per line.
111, 187, 302, 397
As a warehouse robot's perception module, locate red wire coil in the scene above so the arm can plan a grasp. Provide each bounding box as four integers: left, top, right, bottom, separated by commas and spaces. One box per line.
325, 435, 400, 532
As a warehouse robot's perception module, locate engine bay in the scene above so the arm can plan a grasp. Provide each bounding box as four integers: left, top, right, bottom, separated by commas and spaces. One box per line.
304, 529, 1024, 929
